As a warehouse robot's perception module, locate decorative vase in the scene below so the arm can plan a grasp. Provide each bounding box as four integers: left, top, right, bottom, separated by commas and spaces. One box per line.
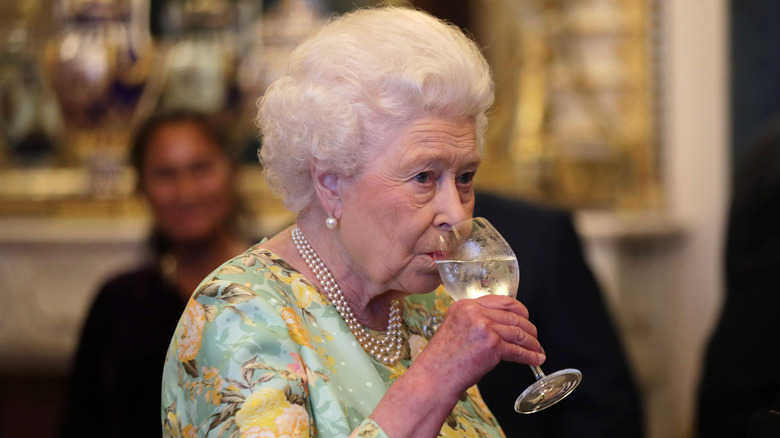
44, 0, 159, 197
234, 0, 326, 162
155, 0, 243, 114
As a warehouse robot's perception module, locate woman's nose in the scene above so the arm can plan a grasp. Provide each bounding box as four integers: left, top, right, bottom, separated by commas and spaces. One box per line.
434, 180, 470, 228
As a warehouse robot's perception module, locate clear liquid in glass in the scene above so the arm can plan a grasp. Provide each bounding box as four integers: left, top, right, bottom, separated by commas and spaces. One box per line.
436, 257, 519, 300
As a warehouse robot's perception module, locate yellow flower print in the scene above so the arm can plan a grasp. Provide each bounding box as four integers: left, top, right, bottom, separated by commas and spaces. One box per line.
178, 300, 207, 362
281, 307, 314, 349
350, 421, 380, 438
386, 361, 408, 383
235, 387, 291, 431
241, 426, 275, 437
265, 263, 287, 282
164, 411, 180, 436
275, 404, 310, 437
181, 424, 198, 438
205, 388, 223, 405
434, 288, 451, 317
466, 385, 495, 425
264, 262, 301, 288
287, 353, 309, 384
204, 366, 222, 382
408, 335, 428, 361
440, 420, 480, 438
292, 277, 328, 307
290, 278, 312, 308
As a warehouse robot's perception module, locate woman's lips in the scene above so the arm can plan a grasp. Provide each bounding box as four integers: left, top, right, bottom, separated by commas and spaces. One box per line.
429, 251, 446, 260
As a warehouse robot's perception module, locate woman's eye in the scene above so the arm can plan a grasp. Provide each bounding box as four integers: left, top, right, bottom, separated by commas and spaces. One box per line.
456, 172, 475, 185
414, 171, 434, 184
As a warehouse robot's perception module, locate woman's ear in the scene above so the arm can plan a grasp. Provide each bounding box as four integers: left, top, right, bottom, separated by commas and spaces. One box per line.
311, 163, 342, 219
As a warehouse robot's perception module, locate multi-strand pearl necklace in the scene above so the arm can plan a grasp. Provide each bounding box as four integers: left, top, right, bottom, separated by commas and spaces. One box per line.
291, 225, 403, 365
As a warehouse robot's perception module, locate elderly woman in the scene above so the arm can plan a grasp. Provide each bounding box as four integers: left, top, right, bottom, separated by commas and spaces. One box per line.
161, 7, 545, 437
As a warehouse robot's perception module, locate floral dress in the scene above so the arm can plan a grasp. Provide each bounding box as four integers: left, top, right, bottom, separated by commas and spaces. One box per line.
161, 244, 506, 438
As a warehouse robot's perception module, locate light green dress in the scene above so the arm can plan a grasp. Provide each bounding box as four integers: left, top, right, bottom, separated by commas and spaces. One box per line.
161, 244, 506, 438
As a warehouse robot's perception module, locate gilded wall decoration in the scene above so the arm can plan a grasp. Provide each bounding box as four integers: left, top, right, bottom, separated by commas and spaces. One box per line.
473, 0, 662, 210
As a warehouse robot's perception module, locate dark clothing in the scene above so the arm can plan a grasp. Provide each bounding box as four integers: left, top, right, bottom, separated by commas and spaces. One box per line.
697, 122, 780, 438
60, 265, 187, 438
475, 192, 644, 438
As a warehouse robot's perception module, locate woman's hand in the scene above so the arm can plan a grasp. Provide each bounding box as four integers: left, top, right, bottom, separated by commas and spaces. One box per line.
417, 295, 545, 396
370, 295, 545, 437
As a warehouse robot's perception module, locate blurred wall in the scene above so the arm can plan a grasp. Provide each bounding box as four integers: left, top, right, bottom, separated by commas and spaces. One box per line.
661, 0, 729, 437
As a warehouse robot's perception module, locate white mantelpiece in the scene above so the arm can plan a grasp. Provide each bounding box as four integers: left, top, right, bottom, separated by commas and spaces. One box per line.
576, 211, 687, 438
0, 214, 292, 374
0, 218, 146, 374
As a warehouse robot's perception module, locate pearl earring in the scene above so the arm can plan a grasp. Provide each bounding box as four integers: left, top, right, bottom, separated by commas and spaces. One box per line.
325, 215, 338, 229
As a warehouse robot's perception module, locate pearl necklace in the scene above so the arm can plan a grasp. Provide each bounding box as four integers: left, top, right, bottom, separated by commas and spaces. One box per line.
291, 225, 403, 365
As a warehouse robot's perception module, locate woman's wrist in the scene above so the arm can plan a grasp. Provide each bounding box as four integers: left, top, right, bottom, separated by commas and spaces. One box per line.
370, 359, 464, 438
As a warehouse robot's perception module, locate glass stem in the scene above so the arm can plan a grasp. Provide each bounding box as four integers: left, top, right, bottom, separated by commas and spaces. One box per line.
530, 365, 546, 380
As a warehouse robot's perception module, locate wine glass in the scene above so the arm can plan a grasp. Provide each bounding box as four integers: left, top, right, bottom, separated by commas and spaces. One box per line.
434, 217, 582, 414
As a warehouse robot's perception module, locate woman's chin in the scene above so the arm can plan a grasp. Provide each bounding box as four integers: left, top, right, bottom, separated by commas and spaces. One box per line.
164, 227, 218, 246
403, 272, 443, 295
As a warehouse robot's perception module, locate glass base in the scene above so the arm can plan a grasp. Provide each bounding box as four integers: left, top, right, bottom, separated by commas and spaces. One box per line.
514, 368, 582, 414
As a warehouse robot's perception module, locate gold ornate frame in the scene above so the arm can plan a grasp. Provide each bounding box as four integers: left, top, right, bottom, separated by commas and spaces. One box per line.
473, 0, 662, 210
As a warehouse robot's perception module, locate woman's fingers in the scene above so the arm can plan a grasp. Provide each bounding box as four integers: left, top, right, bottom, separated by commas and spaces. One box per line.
439, 297, 544, 364
410, 296, 546, 397
471, 294, 531, 319
479, 304, 538, 338
490, 322, 546, 366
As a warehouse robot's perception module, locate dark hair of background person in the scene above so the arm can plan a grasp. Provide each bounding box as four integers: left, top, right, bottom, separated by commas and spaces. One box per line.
697, 115, 780, 438
129, 110, 233, 181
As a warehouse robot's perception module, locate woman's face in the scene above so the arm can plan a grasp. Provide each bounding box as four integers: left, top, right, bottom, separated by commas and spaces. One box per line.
141, 121, 236, 245
337, 117, 480, 294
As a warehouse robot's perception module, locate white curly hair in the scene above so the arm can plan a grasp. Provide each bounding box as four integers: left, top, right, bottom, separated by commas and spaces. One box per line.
257, 6, 494, 212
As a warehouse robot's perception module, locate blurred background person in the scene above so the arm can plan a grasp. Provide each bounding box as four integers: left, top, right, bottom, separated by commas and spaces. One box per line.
697, 116, 780, 438
59, 110, 250, 437
475, 190, 644, 438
